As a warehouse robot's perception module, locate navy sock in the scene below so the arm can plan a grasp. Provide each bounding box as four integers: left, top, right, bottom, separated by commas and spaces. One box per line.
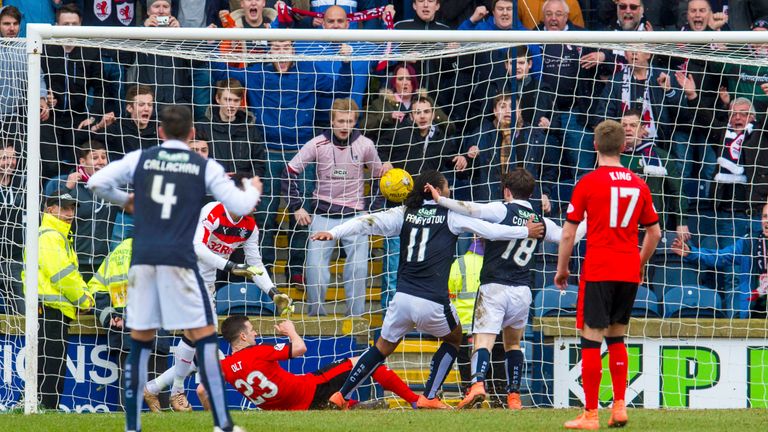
505, 349, 525, 394
424, 342, 459, 399
470, 348, 491, 384
125, 338, 153, 432
340, 345, 386, 399
196, 334, 233, 431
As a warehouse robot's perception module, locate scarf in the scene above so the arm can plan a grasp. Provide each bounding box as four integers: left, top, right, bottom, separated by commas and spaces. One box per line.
715, 123, 752, 184
77, 165, 91, 183
624, 141, 667, 176
276, 4, 394, 29
620, 65, 658, 139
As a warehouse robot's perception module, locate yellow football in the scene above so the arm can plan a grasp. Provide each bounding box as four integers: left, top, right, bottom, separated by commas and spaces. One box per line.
380, 168, 414, 203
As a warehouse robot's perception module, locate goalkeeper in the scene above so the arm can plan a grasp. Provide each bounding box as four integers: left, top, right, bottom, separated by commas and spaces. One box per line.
196, 316, 420, 410
144, 178, 291, 411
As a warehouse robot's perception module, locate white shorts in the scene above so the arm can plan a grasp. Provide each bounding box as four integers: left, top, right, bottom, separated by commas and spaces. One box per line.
471, 283, 532, 335
126, 265, 215, 331
380, 292, 460, 343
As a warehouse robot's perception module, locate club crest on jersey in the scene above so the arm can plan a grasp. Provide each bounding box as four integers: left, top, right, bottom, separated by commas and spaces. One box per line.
117, 1, 135, 26
274, 343, 285, 351
94, 1, 112, 21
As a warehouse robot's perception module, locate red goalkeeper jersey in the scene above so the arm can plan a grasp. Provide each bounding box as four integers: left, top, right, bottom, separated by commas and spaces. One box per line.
566, 166, 658, 283
220, 343, 316, 410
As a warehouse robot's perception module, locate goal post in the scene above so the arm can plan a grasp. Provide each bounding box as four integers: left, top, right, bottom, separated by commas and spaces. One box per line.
15, 23, 768, 414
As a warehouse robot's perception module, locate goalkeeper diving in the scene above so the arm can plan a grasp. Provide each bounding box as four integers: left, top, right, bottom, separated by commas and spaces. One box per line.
144, 177, 291, 411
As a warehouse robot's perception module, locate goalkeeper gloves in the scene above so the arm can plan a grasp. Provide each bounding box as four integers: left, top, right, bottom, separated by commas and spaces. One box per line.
224, 261, 254, 277
269, 288, 293, 316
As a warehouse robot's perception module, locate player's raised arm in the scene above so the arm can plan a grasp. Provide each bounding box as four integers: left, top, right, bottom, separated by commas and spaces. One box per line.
311, 206, 406, 241
86, 150, 142, 208
543, 217, 587, 244
204, 160, 261, 217
428, 185, 506, 223
448, 212, 544, 241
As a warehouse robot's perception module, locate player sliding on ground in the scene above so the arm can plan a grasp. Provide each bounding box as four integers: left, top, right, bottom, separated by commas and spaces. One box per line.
143, 178, 292, 411
88, 106, 260, 432
196, 316, 420, 410
425, 168, 587, 410
311, 169, 545, 409
556, 120, 661, 430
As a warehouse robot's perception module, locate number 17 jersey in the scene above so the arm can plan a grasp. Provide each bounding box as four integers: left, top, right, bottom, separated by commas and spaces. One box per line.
566, 166, 658, 283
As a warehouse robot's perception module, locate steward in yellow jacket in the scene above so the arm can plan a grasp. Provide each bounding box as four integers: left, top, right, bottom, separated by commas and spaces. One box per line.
23, 192, 93, 409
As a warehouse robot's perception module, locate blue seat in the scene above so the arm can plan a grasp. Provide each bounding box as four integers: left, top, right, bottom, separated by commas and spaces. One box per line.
662, 285, 724, 318
216, 283, 276, 316
534, 284, 578, 317
632, 285, 660, 318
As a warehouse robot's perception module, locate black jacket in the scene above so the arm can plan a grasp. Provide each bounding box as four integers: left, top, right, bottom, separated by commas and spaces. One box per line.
42, 45, 113, 120
0, 173, 25, 262
197, 109, 267, 176
103, 118, 160, 161
382, 122, 460, 176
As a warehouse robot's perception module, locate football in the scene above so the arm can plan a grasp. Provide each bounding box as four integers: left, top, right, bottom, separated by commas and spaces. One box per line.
380, 168, 414, 203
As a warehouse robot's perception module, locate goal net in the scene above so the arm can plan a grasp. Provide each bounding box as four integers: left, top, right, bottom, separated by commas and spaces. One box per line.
3, 25, 768, 413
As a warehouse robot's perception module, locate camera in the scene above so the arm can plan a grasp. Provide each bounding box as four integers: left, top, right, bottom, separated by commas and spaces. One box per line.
156, 16, 170, 26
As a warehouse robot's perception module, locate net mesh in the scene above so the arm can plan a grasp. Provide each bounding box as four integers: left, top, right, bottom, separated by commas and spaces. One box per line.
3, 30, 768, 412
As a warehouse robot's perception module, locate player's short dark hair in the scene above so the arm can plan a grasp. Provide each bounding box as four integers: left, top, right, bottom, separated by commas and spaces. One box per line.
221, 315, 251, 345
501, 168, 535, 199
160, 105, 193, 141
404, 169, 446, 210
594, 119, 625, 156
126, 84, 154, 102
0, 6, 22, 23
622, 108, 642, 119
76, 138, 106, 160
55, 3, 81, 22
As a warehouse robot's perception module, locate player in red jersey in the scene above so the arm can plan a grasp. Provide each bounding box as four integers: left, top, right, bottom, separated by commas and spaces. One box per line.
555, 120, 661, 430
196, 316, 420, 411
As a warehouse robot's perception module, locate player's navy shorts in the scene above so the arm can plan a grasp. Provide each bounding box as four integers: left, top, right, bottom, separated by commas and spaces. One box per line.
577, 280, 639, 329
308, 359, 353, 409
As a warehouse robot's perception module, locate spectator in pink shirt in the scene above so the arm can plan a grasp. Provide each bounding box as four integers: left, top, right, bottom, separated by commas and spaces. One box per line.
283, 98, 392, 316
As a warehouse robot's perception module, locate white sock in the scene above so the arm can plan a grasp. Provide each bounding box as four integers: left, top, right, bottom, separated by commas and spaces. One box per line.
147, 367, 174, 395
171, 340, 197, 394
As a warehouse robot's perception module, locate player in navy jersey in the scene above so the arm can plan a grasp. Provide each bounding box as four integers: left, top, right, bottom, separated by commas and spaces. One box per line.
426, 168, 587, 410
556, 120, 660, 429
311, 170, 545, 409
88, 106, 261, 432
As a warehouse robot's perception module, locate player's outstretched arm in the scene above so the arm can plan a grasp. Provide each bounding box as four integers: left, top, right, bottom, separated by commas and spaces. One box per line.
543, 218, 587, 244
86, 151, 141, 208
275, 320, 307, 358
448, 212, 542, 241
426, 183, 505, 222
310, 207, 406, 241
554, 222, 578, 290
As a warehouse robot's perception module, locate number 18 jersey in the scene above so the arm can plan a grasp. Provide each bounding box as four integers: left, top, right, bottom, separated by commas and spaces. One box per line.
566, 166, 658, 283
480, 202, 545, 287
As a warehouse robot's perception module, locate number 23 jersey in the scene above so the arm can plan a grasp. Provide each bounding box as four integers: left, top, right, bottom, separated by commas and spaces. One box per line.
566, 166, 658, 283
220, 344, 316, 410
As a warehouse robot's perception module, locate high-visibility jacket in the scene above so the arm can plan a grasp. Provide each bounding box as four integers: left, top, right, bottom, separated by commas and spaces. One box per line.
88, 238, 131, 325
448, 251, 484, 333
23, 213, 93, 320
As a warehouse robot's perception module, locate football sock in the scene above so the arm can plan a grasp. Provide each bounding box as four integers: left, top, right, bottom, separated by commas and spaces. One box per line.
372, 364, 419, 403
172, 338, 197, 394
423, 342, 458, 399
470, 348, 490, 384
581, 337, 603, 411
125, 338, 152, 432
339, 345, 386, 400
505, 349, 524, 394
606, 336, 628, 402
196, 334, 233, 431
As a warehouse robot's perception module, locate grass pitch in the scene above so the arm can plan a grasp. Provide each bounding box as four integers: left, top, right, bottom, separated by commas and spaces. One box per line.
1, 409, 767, 432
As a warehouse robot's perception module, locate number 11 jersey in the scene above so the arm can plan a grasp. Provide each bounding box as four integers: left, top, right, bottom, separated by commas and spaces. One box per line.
566, 166, 658, 283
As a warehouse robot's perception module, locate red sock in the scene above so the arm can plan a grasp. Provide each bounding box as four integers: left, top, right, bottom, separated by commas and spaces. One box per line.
372, 364, 419, 403
607, 340, 628, 402
581, 339, 603, 411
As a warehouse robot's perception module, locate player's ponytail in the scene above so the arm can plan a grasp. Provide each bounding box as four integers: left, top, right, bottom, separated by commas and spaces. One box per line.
404, 169, 446, 210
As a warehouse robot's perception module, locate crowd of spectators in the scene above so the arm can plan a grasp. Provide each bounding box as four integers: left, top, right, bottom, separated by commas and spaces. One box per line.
1, 0, 768, 324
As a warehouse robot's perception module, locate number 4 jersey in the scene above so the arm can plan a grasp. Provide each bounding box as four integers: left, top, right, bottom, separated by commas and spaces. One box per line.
220, 343, 316, 410
566, 166, 658, 283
